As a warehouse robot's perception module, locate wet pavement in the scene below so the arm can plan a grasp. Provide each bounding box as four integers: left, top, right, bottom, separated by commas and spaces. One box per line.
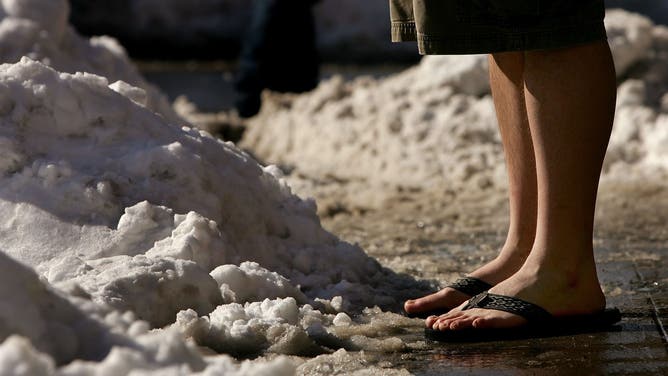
322, 180, 668, 375
395, 254, 668, 375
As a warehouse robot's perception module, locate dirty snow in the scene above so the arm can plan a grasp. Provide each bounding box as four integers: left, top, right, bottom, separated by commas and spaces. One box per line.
0, 0, 181, 122
0, 54, 423, 372
0, 2, 666, 375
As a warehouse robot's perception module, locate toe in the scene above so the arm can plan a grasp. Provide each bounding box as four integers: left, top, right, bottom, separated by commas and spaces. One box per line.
425, 315, 439, 327
431, 312, 465, 330
471, 317, 490, 329
404, 290, 445, 311
435, 319, 452, 331
404, 288, 468, 314
435, 310, 464, 324
450, 315, 476, 330
470, 310, 526, 329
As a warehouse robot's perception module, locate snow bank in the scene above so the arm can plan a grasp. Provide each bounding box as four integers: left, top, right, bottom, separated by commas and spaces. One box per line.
0, 0, 181, 123
603, 11, 668, 178
242, 10, 668, 205
0, 56, 424, 371
0, 252, 116, 365
0, 249, 277, 374
241, 54, 501, 195
0, 333, 298, 375
0, 56, 406, 303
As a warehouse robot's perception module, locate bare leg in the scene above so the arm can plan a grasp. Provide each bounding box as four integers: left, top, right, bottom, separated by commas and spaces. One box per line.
405, 52, 537, 315
430, 41, 616, 331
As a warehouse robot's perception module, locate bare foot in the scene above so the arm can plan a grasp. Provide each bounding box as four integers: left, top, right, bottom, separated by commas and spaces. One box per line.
404, 248, 528, 316
426, 254, 606, 330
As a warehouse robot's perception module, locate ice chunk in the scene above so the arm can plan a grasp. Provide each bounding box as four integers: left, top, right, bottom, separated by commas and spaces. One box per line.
174, 298, 326, 356
297, 348, 412, 375
46, 255, 222, 328
109, 80, 148, 107
0, 336, 55, 376
332, 312, 352, 327
210, 262, 307, 304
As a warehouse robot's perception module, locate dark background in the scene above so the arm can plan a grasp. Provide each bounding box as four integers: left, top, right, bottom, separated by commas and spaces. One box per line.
68, 0, 668, 61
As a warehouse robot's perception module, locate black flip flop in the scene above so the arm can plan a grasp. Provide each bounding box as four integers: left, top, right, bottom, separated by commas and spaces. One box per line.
405, 276, 493, 319
424, 292, 622, 342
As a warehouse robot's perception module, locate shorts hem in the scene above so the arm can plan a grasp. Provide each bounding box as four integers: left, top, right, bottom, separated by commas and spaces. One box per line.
415, 22, 608, 55
391, 21, 417, 42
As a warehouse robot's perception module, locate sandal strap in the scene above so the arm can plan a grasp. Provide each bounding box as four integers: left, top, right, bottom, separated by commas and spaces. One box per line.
446, 277, 492, 296
463, 292, 553, 323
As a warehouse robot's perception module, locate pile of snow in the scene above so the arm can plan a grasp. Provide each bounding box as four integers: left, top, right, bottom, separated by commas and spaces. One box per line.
0, 251, 115, 365
0, 54, 413, 304
0, 249, 301, 375
242, 53, 501, 196
242, 10, 668, 205
0, 56, 423, 372
604, 11, 668, 178
0, 4, 425, 369
0, 54, 419, 305
0, 333, 299, 375
0, 0, 181, 123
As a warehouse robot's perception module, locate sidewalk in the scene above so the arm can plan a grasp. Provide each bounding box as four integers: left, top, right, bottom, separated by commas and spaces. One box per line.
323, 180, 668, 375
400, 246, 668, 375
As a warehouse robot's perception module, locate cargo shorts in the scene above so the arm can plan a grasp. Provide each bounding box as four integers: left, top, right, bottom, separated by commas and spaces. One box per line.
390, 0, 607, 55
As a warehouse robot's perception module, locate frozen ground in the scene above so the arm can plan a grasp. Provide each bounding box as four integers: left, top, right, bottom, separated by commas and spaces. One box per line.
0, 2, 666, 375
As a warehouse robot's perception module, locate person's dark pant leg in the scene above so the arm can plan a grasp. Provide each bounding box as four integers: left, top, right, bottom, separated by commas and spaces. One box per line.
235, 0, 319, 118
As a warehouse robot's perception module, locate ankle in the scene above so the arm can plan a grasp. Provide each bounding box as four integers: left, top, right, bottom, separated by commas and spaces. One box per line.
469, 255, 523, 284
498, 234, 533, 259
523, 253, 601, 291
495, 245, 530, 269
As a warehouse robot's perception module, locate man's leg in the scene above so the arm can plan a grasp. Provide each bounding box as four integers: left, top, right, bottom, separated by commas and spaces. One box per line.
405, 52, 537, 315
429, 41, 616, 330
234, 0, 273, 118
